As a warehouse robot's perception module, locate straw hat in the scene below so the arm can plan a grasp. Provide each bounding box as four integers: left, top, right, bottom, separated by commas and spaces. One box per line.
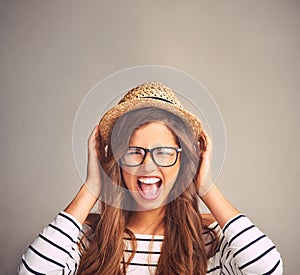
98, 82, 202, 144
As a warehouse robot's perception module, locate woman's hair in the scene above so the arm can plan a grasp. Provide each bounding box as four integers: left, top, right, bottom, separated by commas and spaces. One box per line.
77, 108, 218, 274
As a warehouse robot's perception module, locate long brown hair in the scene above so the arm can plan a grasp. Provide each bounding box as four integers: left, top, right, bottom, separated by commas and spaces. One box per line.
77, 108, 218, 274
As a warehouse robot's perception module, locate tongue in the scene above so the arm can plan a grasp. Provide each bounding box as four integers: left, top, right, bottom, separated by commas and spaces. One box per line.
139, 182, 160, 199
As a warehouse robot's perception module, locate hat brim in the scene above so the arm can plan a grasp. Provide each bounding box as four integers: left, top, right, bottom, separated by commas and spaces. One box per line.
98, 98, 202, 144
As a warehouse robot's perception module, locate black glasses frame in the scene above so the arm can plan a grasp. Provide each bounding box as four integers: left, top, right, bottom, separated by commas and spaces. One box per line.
120, 146, 182, 167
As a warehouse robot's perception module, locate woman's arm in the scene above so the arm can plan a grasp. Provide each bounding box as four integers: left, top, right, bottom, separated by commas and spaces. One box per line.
18, 126, 102, 274
65, 124, 103, 224
206, 212, 283, 274
64, 183, 98, 225
19, 184, 98, 274
197, 130, 283, 274
200, 185, 239, 228
202, 187, 283, 274
18, 212, 82, 274
197, 129, 239, 227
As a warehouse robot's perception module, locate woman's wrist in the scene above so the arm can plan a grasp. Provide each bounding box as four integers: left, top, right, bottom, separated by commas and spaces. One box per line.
64, 184, 98, 225
201, 185, 240, 228
84, 178, 101, 198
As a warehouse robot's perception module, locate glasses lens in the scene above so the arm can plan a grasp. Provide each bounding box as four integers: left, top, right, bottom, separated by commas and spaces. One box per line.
122, 147, 145, 166
152, 147, 177, 167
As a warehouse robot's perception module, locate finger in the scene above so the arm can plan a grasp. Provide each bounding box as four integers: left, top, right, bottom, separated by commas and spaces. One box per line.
88, 126, 102, 157
96, 126, 106, 161
92, 125, 99, 135
205, 134, 212, 147
201, 137, 206, 151
198, 138, 205, 151
88, 125, 99, 143
199, 132, 207, 150
201, 129, 212, 147
200, 129, 208, 143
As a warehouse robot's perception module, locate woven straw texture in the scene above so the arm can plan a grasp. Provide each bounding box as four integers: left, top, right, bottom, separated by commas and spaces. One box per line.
98, 82, 202, 144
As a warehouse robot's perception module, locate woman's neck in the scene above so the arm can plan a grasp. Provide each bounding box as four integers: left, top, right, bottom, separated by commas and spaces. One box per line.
127, 207, 166, 235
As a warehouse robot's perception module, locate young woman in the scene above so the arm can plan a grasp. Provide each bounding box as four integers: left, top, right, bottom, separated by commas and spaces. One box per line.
18, 82, 283, 274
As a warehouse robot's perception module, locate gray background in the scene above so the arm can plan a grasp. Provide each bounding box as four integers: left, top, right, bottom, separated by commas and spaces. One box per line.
0, 0, 299, 274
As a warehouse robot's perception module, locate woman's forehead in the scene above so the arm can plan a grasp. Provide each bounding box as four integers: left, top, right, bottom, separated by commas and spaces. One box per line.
129, 122, 178, 146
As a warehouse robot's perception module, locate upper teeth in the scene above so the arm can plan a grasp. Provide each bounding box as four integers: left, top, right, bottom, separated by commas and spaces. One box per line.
138, 177, 160, 184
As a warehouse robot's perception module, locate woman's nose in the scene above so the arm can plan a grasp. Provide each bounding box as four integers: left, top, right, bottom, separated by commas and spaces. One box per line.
142, 152, 157, 170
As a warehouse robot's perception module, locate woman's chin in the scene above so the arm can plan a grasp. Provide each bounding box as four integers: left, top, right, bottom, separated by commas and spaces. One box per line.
130, 192, 167, 211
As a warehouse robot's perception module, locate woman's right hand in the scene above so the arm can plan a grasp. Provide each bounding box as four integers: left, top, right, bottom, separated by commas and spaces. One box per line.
196, 129, 215, 197
64, 125, 104, 223
84, 125, 103, 198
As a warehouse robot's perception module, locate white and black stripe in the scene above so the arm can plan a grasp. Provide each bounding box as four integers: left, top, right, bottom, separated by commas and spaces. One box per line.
18, 212, 82, 274
213, 214, 283, 274
123, 234, 162, 272
18, 212, 283, 274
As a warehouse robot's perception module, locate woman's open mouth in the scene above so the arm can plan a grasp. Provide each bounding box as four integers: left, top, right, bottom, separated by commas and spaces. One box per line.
137, 176, 162, 200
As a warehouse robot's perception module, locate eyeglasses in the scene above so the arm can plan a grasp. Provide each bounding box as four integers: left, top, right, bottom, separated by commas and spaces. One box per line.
120, 146, 182, 167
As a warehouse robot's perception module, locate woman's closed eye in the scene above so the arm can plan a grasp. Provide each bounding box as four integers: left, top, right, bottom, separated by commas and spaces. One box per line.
127, 151, 143, 156
155, 148, 175, 157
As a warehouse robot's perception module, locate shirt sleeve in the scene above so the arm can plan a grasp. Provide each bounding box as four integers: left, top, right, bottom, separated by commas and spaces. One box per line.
215, 214, 283, 274
17, 211, 83, 275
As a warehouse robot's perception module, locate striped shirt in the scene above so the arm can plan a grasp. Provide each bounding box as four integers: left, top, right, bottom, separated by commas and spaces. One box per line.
18, 212, 283, 274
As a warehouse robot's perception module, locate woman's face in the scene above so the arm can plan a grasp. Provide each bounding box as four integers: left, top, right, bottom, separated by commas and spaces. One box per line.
121, 122, 181, 211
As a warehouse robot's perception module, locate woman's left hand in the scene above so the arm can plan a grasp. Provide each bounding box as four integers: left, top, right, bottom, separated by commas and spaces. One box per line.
196, 129, 215, 197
